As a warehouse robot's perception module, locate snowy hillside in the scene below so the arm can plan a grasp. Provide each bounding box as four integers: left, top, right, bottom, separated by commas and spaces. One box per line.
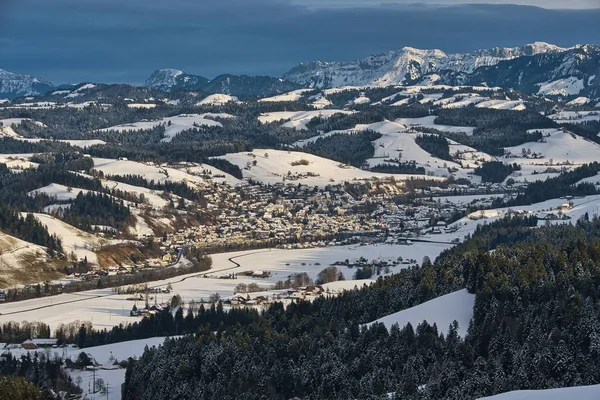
97, 113, 227, 142
477, 384, 600, 400
197, 93, 239, 106
365, 289, 475, 337
258, 89, 312, 103
216, 149, 441, 187
258, 110, 353, 130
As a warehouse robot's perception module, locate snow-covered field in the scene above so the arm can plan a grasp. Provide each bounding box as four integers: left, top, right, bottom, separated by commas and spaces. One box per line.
396, 116, 476, 135
0, 117, 46, 128
197, 93, 239, 106
309, 93, 333, 109
126, 103, 156, 109
442, 194, 600, 244
0, 153, 38, 170
97, 114, 226, 142
352, 94, 371, 105
503, 129, 600, 167
366, 289, 475, 337
537, 77, 584, 96
0, 241, 451, 330
28, 183, 93, 201
566, 96, 591, 106
432, 193, 505, 206
258, 89, 311, 103
102, 179, 170, 208
92, 158, 226, 189
549, 110, 600, 124
216, 149, 441, 187
258, 110, 353, 130
19, 138, 107, 148
477, 384, 600, 400
294, 119, 484, 181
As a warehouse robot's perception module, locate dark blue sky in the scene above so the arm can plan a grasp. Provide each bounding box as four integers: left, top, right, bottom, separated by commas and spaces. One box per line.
0, 0, 599, 84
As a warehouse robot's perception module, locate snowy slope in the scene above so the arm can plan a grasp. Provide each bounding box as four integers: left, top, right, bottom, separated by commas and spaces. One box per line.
503, 129, 600, 166
97, 114, 225, 142
477, 385, 600, 400
28, 213, 115, 265
28, 183, 93, 201
366, 289, 475, 337
396, 116, 476, 135
537, 77, 585, 96
549, 111, 600, 124
196, 93, 239, 106
258, 89, 311, 102
258, 110, 353, 131
216, 149, 441, 187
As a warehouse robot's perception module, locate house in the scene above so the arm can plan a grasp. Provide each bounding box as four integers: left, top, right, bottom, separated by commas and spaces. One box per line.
32, 338, 58, 348
21, 340, 38, 350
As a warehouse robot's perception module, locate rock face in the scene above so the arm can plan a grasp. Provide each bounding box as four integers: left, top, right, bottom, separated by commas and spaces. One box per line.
0, 68, 54, 100
282, 42, 571, 89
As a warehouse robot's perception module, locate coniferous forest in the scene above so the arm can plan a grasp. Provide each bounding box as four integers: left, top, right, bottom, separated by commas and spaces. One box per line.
117, 217, 600, 399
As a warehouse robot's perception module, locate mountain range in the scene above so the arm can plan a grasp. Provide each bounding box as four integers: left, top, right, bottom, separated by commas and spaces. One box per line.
1, 42, 599, 101
0, 69, 54, 100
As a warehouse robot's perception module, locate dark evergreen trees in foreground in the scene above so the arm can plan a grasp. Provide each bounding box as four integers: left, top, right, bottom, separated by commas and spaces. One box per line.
120, 217, 600, 399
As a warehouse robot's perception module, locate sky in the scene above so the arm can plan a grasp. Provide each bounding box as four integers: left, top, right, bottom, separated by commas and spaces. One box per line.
0, 0, 599, 85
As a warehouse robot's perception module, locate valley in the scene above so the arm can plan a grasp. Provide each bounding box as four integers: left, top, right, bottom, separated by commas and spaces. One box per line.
1, 39, 600, 399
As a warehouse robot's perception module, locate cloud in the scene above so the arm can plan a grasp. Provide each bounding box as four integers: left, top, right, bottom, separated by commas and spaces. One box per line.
0, 1, 598, 84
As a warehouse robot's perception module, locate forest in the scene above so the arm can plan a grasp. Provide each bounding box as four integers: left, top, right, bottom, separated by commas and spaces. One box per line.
302, 130, 382, 167
473, 161, 521, 183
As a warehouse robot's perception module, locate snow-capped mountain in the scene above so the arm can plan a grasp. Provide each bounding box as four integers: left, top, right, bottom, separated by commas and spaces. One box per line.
145, 69, 210, 92
463, 44, 600, 99
144, 69, 301, 96
282, 42, 570, 89
0, 68, 54, 99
